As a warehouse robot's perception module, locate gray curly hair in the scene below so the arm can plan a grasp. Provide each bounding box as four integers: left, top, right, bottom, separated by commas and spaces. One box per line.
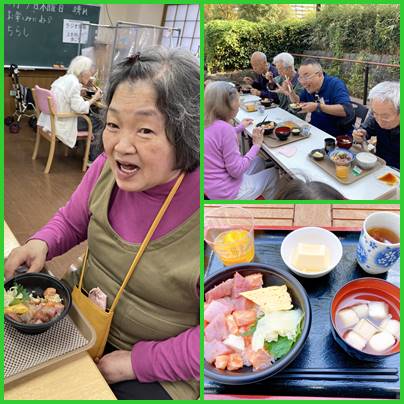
104, 46, 200, 172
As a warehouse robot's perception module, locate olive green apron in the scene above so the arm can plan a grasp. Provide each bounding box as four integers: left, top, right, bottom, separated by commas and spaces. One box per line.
65, 162, 200, 400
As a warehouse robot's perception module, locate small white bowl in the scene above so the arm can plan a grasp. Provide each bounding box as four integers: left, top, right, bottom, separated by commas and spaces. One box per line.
355, 152, 377, 169
280, 227, 343, 278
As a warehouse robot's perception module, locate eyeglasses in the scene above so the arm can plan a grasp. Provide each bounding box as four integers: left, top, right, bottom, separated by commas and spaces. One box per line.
298, 72, 320, 82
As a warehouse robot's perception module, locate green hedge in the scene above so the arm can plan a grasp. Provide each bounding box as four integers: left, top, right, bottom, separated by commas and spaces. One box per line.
311, 5, 399, 57
205, 19, 313, 73
205, 5, 399, 73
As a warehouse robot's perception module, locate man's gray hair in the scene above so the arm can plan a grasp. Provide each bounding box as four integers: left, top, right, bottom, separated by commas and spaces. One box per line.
273, 52, 294, 69
204, 81, 239, 127
104, 46, 200, 172
368, 81, 400, 113
251, 51, 267, 62
67, 55, 94, 77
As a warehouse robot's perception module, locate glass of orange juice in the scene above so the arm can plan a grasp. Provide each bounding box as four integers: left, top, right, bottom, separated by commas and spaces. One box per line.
205, 206, 255, 266
335, 160, 351, 180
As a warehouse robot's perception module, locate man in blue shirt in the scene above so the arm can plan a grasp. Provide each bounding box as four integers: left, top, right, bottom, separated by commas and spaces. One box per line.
353, 81, 400, 169
243, 52, 278, 99
286, 58, 355, 137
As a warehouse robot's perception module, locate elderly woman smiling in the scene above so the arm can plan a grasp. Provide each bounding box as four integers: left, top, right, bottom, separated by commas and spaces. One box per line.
353, 81, 400, 169
37, 55, 102, 148
5, 47, 200, 400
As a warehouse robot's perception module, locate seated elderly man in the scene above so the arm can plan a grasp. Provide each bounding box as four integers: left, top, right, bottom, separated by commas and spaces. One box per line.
264, 52, 304, 112
287, 58, 355, 137
353, 81, 400, 169
243, 51, 278, 98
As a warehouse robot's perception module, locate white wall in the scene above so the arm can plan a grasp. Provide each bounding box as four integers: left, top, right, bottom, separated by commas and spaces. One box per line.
99, 4, 165, 27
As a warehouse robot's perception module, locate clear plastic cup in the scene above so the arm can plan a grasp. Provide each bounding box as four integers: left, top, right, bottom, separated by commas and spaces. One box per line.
335, 160, 351, 179
205, 206, 255, 266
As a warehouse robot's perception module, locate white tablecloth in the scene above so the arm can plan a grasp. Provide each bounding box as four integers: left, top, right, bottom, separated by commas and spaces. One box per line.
236, 107, 399, 200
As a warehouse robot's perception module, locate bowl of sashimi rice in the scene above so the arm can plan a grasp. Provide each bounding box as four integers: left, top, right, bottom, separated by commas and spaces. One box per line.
204, 263, 312, 384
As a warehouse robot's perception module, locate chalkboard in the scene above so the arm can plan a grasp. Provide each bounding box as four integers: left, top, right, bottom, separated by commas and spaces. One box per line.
5, 4, 100, 68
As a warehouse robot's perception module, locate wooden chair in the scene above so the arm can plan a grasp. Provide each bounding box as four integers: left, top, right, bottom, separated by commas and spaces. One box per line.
31, 85, 93, 173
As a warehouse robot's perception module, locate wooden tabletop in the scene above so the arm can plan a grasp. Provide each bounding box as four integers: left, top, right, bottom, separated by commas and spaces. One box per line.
5, 352, 116, 400
4, 221, 116, 400
4, 221, 20, 259
204, 204, 400, 231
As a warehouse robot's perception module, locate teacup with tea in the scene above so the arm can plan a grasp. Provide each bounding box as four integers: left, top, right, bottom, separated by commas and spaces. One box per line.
357, 212, 400, 274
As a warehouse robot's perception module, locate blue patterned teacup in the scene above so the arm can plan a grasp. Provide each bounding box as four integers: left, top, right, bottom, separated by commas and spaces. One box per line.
357, 212, 400, 274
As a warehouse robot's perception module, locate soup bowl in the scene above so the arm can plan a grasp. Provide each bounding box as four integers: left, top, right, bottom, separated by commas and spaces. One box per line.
274, 126, 291, 141
330, 278, 400, 361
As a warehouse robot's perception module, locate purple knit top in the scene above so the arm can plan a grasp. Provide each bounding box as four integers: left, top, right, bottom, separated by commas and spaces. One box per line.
204, 120, 260, 199
32, 153, 200, 383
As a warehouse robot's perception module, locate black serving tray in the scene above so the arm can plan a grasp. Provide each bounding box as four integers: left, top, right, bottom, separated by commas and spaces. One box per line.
204, 230, 400, 399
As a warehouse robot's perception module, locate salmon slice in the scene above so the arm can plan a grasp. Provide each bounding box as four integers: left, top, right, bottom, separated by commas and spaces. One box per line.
214, 354, 229, 370
227, 353, 243, 371
225, 314, 239, 335
233, 310, 257, 327
248, 349, 273, 371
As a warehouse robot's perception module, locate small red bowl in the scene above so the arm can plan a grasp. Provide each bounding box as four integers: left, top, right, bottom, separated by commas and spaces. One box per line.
336, 135, 353, 149
330, 278, 400, 361
274, 126, 291, 141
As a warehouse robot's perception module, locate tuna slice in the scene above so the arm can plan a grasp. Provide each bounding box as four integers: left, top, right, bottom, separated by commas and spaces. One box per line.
231, 272, 252, 299
205, 300, 232, 323
205, 313, 229, 342
205, 278, 234, 303
204, 340, 233, 363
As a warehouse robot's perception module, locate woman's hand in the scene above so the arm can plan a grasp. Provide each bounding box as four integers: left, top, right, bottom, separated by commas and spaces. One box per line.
276, 79, 293, 96
97, 350, 135, 385
250, 88, 261, 96
265, 71, 274, 82
240, 118, 254, 129
89, 89, 102, 105
252, 127, 264, 146
4, 239, 48, 280
352, 128, 367, 143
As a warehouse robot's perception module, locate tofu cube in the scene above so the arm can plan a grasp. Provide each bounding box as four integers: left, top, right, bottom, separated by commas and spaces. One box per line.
223, 334, 245, 352
368, 301, 389, 320
368, 331, 396, 352
353, 319, 378, 341
338, 308, 360, 328
345, 330, 367, 351
380, 318, 400, 340
352, 303, 369, 319
292, 243, 330, 273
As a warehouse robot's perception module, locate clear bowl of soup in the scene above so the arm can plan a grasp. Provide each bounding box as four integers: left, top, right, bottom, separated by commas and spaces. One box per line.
330, 278, 400, 361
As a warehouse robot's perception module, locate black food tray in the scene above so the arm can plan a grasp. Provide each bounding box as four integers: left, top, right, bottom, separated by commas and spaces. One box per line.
204, 231, 400, 399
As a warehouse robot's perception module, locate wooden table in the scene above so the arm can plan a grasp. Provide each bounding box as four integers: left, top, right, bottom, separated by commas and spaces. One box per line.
204, 204, 400, 231
4, 221, 20, 259
236, 104, 400, 200
4, 221, 116, 400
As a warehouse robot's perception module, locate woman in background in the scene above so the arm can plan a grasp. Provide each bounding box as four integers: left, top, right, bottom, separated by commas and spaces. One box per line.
204, 81, 278, 200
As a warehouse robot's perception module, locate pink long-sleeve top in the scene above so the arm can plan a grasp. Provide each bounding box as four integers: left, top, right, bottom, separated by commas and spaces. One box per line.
204, 120, 260, 199
32, 153, 200, 382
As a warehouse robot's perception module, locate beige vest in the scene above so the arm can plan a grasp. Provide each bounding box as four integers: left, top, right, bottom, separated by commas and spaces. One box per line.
66, 162, 200, 399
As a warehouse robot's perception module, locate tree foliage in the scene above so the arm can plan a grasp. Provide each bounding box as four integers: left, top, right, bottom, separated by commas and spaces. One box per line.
205, 4, 399, 73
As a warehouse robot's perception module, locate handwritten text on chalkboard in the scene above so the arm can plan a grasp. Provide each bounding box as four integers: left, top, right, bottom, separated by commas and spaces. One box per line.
6, 4, 91, 39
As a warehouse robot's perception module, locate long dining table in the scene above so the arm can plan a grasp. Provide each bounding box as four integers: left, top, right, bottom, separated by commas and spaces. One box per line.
3, 221, 117, 400
236, 102, 400, 200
